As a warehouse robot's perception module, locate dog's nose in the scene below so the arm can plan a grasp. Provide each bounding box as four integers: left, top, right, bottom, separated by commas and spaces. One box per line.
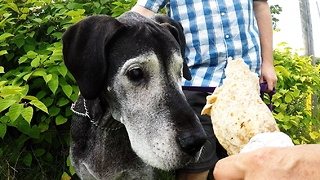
177, 132, 207, 156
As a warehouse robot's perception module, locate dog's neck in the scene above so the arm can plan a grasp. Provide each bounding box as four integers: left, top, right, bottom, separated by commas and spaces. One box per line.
71, 97, 124, 131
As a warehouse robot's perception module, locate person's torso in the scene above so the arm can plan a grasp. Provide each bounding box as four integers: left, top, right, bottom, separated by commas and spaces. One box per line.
166, 0, 261, 87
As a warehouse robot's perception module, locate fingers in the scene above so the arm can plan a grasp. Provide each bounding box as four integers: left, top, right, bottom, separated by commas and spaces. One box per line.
213, 155, 246, 180
259, 65, 277, 92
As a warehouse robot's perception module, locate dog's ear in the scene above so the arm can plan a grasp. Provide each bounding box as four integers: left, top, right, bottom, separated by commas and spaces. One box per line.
62, 15, 125, 100
152, 15, 192, 80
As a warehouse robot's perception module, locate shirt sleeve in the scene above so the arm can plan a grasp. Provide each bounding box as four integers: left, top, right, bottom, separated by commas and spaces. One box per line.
136, 0, 168, 13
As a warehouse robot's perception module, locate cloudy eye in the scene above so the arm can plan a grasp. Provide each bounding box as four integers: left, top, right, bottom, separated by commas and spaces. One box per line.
127, 67, 144, 81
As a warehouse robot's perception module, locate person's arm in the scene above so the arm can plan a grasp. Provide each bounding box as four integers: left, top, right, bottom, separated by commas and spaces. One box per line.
253, 0, 277, 91
213, 145, 320, 180
131, 5, 155, 17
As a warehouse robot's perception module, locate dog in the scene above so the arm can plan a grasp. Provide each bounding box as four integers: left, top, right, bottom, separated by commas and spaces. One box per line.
62, 11, 207, 179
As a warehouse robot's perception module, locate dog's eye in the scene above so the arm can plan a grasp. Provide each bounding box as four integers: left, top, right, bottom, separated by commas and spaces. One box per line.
127, 67, 144, 81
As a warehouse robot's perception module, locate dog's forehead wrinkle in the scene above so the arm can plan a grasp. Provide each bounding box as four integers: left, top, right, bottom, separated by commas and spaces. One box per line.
120, 52, 160, 75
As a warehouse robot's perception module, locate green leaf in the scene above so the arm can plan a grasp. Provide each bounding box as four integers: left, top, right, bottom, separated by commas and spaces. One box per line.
27, 31, 35, 38
24, 44, 35, 52
47, 26, 55, 34
52, 32, 63, 39
62, 84, 73, 98
30, 100, 49, 114
48, 73, 59, 94
68, 17, 83, 24
57, 65, 68, 77
42, 97, 54, 107
8, 3, 19, 13
66, 3, 83, 10
0, 33, 14, 41
0, 123, 7, 139
284, 93, 292, 103
19, 13, 27, 20
21, 106, 33, 124
65, 9, 85, 17
275, 65, 290, 77
23, 153, 32, 167
49, 106, 60, 116
55, 115, 67, 125
0, 50, 8, 56
67, 156, 76, 175
8, 103, 23, 122
0, 86, 24, 97
32, 18, 42, 23
36, 91, 47, 100
26, 49, 37, 58
57, 97, 69, 107
0, 66, 4, 73
38, 122, 49, 132
23, 95, 38, 101
61, 172, 71, 180
44, 74, 52, 83
100, 0, 109, 4
19, 56, 28, 64
292, 89, 300, 97
31, 57, 40, 67
0, 81, 7, 87
15, 38, 25, 48
34, 148, 46, 157
20, 7, 29, 14
43, 132, 53, 143
309, 132, 320, 140
0, 99, 16, 113
32, 69, 47, 78
29, 125, 40, 139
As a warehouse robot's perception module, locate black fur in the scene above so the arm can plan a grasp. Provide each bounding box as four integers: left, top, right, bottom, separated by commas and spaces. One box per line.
62, 12, 206, 179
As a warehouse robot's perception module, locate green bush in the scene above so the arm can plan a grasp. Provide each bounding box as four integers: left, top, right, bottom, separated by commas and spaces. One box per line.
0, 0, 136, 179
272, 43, 320, 144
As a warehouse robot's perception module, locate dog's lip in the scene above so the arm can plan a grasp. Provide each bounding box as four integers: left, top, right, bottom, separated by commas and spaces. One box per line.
148, 148, 202, 170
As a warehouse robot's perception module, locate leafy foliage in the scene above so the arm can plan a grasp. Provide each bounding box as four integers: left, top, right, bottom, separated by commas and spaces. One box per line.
272, 43, 320, 144
270, 4, 282, 30
0, 0, 136, 179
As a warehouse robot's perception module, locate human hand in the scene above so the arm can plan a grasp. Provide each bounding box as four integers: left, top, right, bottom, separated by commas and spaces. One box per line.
213, 145, 320, 180
259, 62, 277, 92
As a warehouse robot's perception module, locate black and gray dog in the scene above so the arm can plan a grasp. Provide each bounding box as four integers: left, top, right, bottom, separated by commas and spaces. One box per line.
62, 11, 207, 179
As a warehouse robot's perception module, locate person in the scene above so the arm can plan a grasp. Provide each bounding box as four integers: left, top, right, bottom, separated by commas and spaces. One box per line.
213, 145, 320, 179
131, 0, 277, 179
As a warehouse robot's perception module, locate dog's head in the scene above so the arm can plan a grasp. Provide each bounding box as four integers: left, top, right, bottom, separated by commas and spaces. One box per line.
62, 12, 206, 170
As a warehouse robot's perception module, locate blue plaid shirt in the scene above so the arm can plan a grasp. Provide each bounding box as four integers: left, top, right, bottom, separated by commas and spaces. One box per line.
136, 0, 262, 88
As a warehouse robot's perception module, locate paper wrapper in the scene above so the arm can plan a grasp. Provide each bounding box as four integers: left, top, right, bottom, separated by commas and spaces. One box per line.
240, 132, 294, 153
201, 58, 293, 155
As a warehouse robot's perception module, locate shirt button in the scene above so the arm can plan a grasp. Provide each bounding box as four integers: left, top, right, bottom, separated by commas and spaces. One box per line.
221, 12, 225, 16
225, 34, 230, 38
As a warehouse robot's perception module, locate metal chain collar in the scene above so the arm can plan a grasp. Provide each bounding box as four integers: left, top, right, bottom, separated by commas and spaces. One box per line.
71, 99, 123, 131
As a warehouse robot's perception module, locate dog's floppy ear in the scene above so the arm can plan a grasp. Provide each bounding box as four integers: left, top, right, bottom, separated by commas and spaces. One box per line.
62, 15, 125, 100
152, 15, 192, 80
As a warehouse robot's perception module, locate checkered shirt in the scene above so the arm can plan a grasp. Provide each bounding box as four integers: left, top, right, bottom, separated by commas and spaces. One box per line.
136, 0, 262, 88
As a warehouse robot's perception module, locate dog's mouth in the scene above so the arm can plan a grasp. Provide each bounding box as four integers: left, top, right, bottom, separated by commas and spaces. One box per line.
150, 147, 203, 170
128, 130, 205, 171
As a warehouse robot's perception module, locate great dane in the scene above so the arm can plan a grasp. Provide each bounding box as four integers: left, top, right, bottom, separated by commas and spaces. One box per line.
62, 11, 207, 179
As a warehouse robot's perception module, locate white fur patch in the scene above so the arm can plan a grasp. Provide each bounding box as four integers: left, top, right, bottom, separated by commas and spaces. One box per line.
111, 51, 192, 169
